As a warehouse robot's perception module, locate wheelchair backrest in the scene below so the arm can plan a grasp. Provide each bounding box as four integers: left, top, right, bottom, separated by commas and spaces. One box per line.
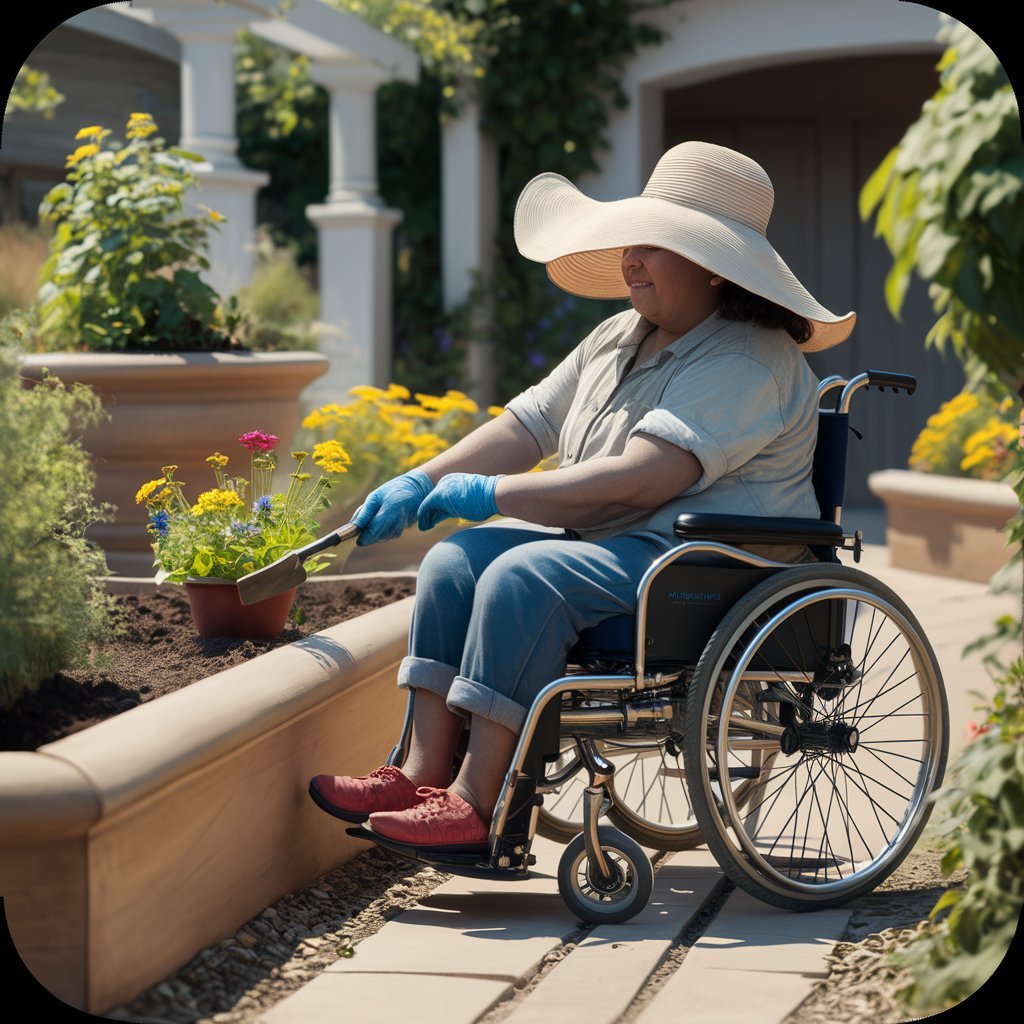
810, 371, 916, 525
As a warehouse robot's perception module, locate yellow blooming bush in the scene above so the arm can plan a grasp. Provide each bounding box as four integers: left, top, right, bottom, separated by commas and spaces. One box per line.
300, 383, 504, 515
909, 388, 1022, 482
138, 430, 351, 583
33, 113, 241, 352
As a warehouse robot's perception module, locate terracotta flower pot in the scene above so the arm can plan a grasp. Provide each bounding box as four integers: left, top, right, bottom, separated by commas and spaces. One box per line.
183, 578, 297, 639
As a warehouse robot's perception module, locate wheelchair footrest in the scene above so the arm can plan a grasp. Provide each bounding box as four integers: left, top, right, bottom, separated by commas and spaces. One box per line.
345, 826, 527, 878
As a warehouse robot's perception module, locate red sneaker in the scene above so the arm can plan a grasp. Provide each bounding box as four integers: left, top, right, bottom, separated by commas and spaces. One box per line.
368, 788, 489, 847
308, 767, 426, 823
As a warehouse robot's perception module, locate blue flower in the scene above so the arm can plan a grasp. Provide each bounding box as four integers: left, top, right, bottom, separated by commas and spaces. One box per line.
254, 495, 273, 515
148, 510, 170, 537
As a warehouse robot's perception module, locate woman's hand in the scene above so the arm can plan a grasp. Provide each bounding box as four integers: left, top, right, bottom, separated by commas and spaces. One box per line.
352, 469, 434, 545
417, 474, 501, 531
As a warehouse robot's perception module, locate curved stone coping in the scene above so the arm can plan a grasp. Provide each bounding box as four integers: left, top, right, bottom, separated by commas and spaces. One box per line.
3, 596, 414, 823
868, 469, 1019, 513
0, 753, 102, 838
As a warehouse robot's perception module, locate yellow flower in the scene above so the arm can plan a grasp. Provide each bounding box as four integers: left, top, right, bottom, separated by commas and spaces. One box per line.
206, 453, 229, 468
487, 405, 505, 418
387, 383, 411, 400
192, 489, 244, 515
207, 208, 225, 223
291, 451, 309, 460
67, 144, 100, 166
135, 478, 169, 505
349, 385, 389, 401
75, 125, 104, 140
126, 112, 158, 140
312, 440, 352, 475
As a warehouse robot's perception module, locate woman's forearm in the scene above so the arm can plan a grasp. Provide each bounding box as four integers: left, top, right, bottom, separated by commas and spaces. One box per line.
417, 411, 544, 483
494, 433, 702, 529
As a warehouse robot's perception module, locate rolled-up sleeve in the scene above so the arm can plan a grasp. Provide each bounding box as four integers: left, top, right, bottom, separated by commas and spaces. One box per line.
504, 339, 587, 459
629, 353, 784, 494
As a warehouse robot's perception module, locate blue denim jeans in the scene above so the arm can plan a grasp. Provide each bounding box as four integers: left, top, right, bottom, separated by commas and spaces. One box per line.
397, 520, 674, 734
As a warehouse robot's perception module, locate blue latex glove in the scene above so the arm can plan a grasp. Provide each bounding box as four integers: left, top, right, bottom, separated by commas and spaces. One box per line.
417, 473, 502, 531
352, 469, 433, 546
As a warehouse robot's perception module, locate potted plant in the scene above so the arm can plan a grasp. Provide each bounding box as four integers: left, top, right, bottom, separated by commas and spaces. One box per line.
14, 113, 328, 576
138, 429, 352, 637
869, 385, 1021, 582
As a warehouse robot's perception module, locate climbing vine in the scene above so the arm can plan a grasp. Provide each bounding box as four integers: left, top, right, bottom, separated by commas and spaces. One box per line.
236, 1, 681, 395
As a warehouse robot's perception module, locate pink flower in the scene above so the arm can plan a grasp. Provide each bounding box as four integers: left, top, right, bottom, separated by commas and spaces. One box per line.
966, 720, 991, 742
238, 430, 280, 453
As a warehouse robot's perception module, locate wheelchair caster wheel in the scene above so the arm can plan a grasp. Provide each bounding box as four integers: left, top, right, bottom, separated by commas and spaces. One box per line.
557, 825, 653, 925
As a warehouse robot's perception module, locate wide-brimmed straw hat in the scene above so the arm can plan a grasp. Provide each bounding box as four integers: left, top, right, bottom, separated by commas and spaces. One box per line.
514, 141, 855, 352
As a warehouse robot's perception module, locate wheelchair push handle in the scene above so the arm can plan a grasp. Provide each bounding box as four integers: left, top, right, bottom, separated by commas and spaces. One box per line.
864, 370, 917, 395
836, 370, 917, 413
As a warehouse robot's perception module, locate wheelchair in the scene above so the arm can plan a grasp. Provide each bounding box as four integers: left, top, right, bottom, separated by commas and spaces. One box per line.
347, 370, 949, 925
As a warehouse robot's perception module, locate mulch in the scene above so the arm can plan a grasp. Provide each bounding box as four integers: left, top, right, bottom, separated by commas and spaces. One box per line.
0, 577, 416, 752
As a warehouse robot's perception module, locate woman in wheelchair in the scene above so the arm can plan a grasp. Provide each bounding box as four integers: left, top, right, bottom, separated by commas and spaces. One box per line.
309, 141, 858, 851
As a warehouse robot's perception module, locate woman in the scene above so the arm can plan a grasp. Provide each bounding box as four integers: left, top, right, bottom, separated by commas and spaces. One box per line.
309, 141, 855, 847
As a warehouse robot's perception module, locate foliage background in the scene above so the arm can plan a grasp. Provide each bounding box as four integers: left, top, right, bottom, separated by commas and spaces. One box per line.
236, 0, 680, 397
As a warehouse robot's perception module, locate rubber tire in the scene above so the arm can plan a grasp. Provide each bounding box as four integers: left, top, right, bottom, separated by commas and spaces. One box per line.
556, 825, 655, 925
683, 563, 948, 911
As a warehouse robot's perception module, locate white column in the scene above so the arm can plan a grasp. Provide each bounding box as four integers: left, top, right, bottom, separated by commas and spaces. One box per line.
139, 3, 269, 299
442, 96, 499, 404
303, 62, 403, 406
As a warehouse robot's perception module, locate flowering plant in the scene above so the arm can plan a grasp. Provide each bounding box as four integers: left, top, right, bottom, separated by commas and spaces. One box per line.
300, 383, 504, 517
909, 387, 1022, 482
32, 113, 241, 352
137, 430, 351, 583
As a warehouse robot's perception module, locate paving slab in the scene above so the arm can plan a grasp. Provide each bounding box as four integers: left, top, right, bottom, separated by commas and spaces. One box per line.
258, 972, 509, 1024
502, 853, 725, 1024
635, 965, 815, 1024
681, 889, 851, 975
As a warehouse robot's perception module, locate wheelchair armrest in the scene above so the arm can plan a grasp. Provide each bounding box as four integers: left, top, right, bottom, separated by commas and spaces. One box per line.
673, 512, 844, 548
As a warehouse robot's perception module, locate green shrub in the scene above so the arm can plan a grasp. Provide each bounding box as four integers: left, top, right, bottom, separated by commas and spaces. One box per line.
0, 318, 120, 709
233, 229, 320, 352
34, 113, 240, 352
893, 657, 1024, 1012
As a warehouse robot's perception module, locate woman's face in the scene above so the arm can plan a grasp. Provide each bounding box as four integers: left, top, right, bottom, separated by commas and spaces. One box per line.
620, 246, 718, 333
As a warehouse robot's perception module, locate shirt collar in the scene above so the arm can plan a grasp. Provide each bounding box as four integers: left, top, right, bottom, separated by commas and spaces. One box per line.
616, 309, 728, 362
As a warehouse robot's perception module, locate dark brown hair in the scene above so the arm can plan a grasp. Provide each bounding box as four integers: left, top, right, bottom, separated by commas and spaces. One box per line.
716, 281, 813, 344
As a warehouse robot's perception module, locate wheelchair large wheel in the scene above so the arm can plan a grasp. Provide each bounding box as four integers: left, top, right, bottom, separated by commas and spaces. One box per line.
557, 825, 654, 924
683, 564, 948, 911
537, 727, 706, 851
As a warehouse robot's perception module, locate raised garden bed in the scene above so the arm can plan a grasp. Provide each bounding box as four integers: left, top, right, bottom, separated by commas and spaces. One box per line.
0, 574, 416, 1015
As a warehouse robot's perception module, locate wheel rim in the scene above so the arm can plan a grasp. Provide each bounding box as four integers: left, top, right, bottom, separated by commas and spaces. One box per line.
568, 845, 640, 907
702, 586, 945, 899
540, 724, 703, 844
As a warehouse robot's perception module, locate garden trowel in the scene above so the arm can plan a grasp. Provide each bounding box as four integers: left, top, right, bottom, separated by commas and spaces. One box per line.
236, 522, 361, 605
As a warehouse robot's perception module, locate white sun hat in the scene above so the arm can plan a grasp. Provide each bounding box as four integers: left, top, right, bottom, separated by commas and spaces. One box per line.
514, 141, 856, 352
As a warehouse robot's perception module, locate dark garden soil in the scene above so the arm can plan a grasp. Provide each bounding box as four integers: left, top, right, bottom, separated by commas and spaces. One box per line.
0, 577, 416, 752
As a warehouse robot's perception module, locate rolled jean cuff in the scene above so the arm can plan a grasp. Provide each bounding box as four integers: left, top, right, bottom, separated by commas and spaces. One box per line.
397, 656, 460, 701
446, 676, 528, 735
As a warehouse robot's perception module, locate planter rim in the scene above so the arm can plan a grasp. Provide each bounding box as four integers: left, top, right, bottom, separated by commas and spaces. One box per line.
867, 468, 1020, 511
0, 596, 414, 821
18, 349, 329, 395
20, 351, 329, 368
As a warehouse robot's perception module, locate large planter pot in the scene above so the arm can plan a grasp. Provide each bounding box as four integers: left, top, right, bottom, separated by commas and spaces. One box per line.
18, 351, 329, 577
868, 469, 1020, 583
0, 581, 414, 1016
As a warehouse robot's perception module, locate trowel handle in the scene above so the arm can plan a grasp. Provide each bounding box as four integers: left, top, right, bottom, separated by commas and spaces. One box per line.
300, 521, 360, 562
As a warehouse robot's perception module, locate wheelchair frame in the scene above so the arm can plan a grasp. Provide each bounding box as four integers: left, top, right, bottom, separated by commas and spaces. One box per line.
347, 370, 949, 923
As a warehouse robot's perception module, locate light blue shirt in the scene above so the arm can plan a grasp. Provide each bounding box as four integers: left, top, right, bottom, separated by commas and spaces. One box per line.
506, 308, 821, 545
